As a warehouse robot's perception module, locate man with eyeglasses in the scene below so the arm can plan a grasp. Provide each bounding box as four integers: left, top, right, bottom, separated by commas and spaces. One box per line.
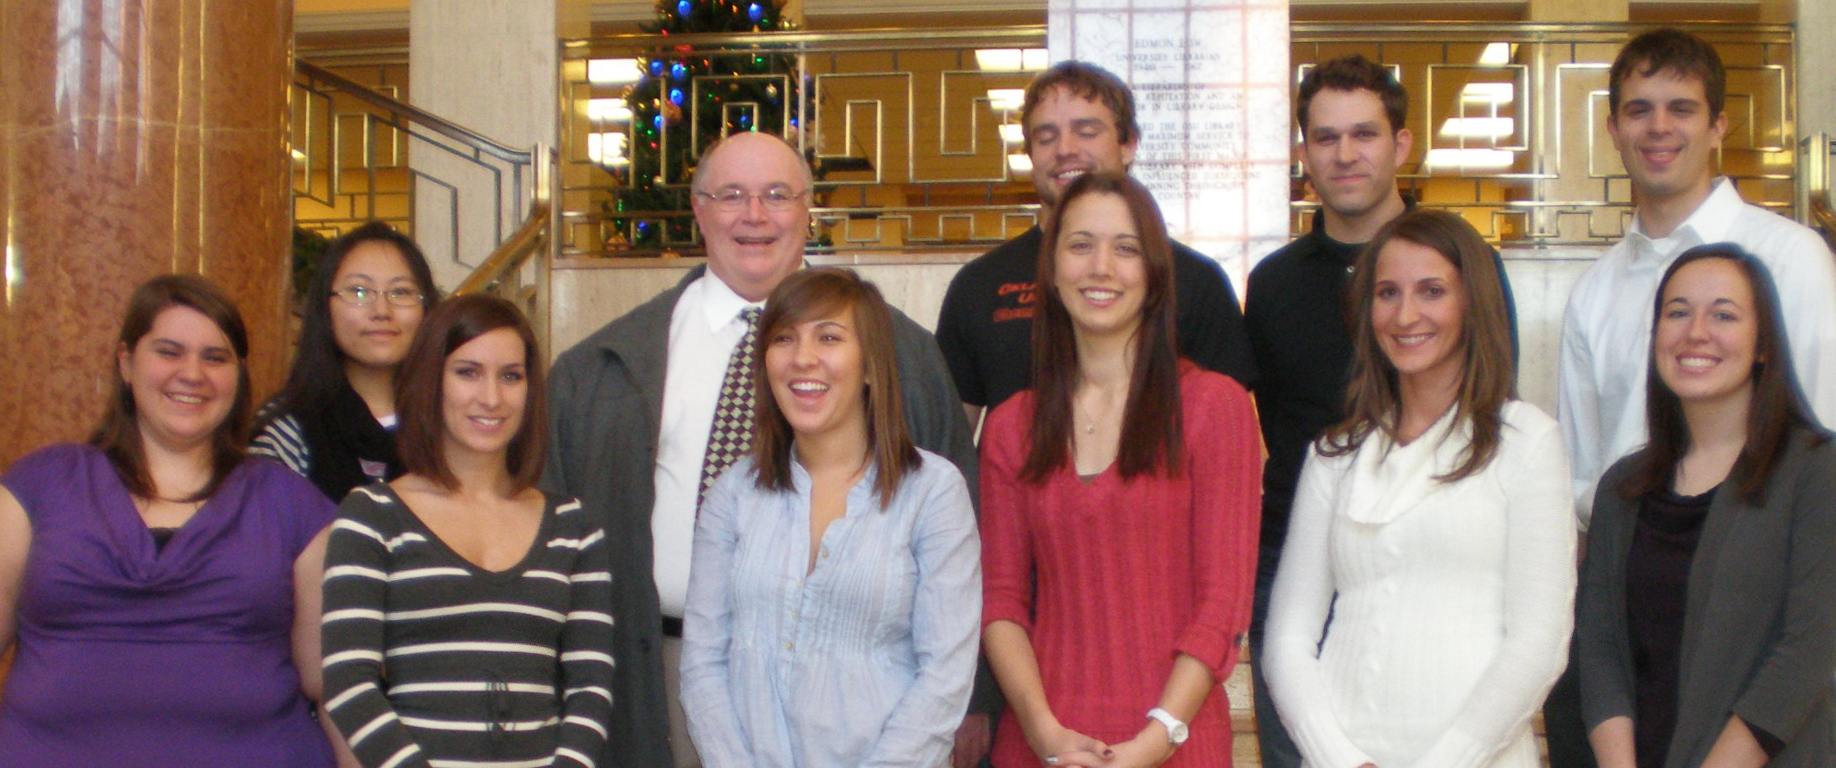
936, 60, 1258, 432
544, 130, 979, 768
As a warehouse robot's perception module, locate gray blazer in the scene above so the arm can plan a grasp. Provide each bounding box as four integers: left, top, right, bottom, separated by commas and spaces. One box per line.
1577, 426, 1836, 767
542, 266, 978, 768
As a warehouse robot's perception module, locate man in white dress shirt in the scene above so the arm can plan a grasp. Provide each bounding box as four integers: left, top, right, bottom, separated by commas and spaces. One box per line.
1551, 26, 1836, 766
1560, 28, 1836, 528
544, 131, 977, 768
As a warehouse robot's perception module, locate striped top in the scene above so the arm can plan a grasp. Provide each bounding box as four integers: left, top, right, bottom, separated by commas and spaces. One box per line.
320, 483, 615, 768
250, 413, 313, 475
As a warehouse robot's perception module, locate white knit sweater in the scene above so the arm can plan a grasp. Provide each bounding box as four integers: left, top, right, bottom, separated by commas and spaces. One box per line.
1264, 401, 1577, 768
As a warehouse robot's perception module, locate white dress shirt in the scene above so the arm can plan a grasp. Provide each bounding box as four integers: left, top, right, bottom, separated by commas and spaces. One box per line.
1558, 178, 1836, 530
653, 273, 762, 618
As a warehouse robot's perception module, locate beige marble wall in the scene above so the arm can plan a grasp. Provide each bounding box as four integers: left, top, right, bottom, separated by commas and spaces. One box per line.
410, 0, 560, 292
0, 0, 294, 467
548, 250, 1592, 416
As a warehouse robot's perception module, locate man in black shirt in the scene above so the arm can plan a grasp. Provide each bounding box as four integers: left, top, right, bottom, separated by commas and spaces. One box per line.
936, 61, 1258, 429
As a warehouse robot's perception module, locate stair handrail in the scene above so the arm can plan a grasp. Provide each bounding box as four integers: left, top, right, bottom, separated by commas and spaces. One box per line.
295, 59, 532, 166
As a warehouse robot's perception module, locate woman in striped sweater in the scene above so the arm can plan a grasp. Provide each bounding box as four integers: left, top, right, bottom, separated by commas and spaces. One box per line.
319, 295, 614, 768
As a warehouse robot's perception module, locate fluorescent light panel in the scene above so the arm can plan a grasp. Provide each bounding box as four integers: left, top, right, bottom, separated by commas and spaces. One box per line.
987, 89, 1026, 111
1478, 42, 1512, 66
1425, 148, 1516, 171
1439, 117, 1515, 139
1006, 153, 1033, 175
588, 133, 629, 165
1460, 82, 1515, 105
998, 123, 1025, 144
588, 98, 633, 122
587, 58, 643, 85
975, 48, 1048, 72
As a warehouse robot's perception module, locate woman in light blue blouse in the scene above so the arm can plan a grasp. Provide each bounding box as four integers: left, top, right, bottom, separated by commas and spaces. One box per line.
680, 267, 982, 768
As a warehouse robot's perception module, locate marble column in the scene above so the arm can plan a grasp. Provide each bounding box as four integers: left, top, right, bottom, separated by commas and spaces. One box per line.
0, 0, 295, 469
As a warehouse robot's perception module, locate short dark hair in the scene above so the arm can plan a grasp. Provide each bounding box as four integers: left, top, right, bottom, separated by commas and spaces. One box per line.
1620, 244, 1826, 503
1021, 60, 1139, 154
1319, 209, 1515, 484
752, 267, 920, 508
1609, 27, 1726, 118
91, 274, 253, 501
1024, 171, 1183, 482
259, 222, 438, 434
393, 294, 547, 492
1297, 54, 1408, 135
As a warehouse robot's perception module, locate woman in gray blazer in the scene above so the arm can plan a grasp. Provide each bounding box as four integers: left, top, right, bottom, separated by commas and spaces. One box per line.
1578, 243, 1836, 768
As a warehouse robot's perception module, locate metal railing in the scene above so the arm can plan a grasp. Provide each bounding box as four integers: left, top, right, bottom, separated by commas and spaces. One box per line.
292, 58, 559, 341
1802, 132, 1835, 252
293, 59, 551, 275
557, 21, 1798, 255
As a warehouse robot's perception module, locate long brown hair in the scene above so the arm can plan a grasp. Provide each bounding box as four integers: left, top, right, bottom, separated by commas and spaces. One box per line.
1619, 245, 1827, 502
393, 294, 548, 492
751, 267, 920, 507
1318, 209, 1514, 482
90, 274, 253, 501
1022, 172, 1182, 482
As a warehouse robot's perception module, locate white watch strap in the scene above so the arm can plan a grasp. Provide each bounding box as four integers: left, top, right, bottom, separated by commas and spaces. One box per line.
1145, 707, 1187, 745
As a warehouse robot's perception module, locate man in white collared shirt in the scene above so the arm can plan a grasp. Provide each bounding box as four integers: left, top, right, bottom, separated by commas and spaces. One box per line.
1551, 28, 1836, 768
1559, 28, 1836, 530
545, 131, 978, 768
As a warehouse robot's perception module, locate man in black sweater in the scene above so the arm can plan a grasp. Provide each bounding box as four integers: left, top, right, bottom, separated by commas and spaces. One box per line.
935, 60, 1258, 432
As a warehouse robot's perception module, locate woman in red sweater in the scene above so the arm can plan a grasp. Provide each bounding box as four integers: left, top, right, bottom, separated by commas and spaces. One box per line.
979, 171, 1261, 768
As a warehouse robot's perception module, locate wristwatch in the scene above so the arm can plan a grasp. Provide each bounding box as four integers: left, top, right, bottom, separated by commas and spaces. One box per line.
1146, 707, 1189, 746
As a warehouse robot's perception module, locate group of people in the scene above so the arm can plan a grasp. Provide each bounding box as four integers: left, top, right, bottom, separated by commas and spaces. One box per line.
0, 23, 1832, 768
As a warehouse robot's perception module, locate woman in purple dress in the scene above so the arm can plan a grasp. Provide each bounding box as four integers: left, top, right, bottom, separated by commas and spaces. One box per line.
0, 275, 342, 768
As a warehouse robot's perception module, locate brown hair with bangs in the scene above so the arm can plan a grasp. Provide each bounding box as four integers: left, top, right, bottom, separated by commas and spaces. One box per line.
1318, 209, 1515, 483
92, 274, 254, 502
1023, 171, 1183, 482
1619, 245, 1828, 503
751, 267, 920, 507
393, 294, 547, 492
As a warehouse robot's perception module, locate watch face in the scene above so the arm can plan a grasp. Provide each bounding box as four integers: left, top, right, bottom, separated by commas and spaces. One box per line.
1169, 722, 1189, 744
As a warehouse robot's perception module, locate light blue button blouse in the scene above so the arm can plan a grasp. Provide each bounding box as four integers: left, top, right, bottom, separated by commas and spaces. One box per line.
679, 449, 981, 768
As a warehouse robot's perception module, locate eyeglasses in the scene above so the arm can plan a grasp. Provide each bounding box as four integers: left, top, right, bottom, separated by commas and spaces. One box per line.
693, 186, 809, 211
333, 286, 425, 308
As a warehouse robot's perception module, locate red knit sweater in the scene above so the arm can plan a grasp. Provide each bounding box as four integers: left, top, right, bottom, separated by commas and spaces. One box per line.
980, 363, 1262, 767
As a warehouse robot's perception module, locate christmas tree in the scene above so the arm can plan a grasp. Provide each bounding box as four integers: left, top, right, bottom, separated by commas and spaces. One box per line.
603, 0, 804, 253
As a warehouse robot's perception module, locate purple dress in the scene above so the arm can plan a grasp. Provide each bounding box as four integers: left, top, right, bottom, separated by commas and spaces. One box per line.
0, 443, 336, 768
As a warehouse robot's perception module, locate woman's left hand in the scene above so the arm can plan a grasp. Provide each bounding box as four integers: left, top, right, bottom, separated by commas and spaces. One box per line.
1094, 728, 1176, 768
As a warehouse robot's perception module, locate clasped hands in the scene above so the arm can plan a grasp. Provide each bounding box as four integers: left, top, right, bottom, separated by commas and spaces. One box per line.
1030, 720, 1175, 768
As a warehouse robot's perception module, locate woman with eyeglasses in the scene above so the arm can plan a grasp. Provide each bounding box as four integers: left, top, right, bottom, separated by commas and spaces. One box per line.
318, 295, 613, 768
253, 222, 439, 502
0, 275, 341, 767
1577, 245, 1836, 767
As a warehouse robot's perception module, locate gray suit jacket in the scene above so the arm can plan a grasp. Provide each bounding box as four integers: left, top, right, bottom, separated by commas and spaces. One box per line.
1578, 426, 1836, 767
542, 266, 978, 768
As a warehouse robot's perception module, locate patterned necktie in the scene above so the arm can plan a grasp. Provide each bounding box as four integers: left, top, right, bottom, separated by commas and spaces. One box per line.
699, 306, 762, 508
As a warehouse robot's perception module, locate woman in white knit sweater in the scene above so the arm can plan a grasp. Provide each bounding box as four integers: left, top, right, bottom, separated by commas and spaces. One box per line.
1263, 209, 1576, 768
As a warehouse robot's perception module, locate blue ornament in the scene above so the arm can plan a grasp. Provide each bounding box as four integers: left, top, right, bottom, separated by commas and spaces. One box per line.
739, 115, 751, 127
653, 114, 665, 130
748, 2, 764, 22
677, 0, 692, 17
671, 62, 689, 82
648, 60, 664, 76
668, 88, 684, 106
637, 221, 651, 232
